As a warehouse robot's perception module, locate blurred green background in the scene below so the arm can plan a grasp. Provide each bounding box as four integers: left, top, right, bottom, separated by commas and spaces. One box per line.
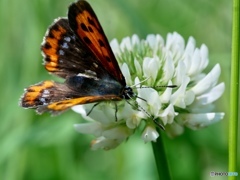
0, 0, 236, 179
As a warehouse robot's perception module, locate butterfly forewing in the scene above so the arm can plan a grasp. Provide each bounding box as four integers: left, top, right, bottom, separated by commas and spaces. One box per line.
68, 1, 125, 85
41, 18, 105, 79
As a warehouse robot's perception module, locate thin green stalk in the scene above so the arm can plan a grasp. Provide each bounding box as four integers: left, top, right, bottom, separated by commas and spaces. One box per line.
229, 0, 239, 179
152, 130, 171, 180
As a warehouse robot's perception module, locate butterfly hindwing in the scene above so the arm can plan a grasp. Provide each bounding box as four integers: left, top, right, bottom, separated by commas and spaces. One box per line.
68, 0, 125, 85
21, 74, 124, 114
20, 80, 77, 112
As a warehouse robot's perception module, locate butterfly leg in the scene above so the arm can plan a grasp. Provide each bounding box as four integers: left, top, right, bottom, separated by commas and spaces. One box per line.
87, 102, 101, 116
135, 96, 147, 102
153, 118, 165, 130
126, 99, 165, 130
114, 102, 118, 122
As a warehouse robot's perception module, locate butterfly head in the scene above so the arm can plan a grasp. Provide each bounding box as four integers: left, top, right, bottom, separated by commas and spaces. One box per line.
122, 86, 135, 99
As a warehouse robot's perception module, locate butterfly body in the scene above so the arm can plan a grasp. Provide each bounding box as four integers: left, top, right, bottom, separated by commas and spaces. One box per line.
65, 74, 125, 98
20, 0, 135, 114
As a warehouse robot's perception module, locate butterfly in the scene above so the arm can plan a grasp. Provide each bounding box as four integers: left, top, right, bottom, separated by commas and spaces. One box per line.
20, 0, 135, 115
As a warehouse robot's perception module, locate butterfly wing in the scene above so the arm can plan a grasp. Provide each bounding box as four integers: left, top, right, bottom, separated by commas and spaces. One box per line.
41, 18, 106, 79
68, 0, 126, 85
42, 0, 125, 83
20, 80, 122, 114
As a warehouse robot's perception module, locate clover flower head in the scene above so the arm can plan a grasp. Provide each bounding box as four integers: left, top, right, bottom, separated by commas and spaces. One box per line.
73, 32, 225, 150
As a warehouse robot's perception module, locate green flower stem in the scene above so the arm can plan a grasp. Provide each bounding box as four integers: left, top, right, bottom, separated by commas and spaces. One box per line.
229, 0, 239, 178
152, 130, 171, 180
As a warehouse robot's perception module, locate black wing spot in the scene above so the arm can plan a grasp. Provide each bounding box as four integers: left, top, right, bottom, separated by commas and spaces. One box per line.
45, 56, 51, 62
87, 17, 95, 26
44, 42, 52, 49
83, 36, 92, 45
51, 24, 60, 32
105, 56, 111, 62
48, 31, 55, 38
98, 39, 105, 47
80, 23, 88, 32
48, 25, 61, 38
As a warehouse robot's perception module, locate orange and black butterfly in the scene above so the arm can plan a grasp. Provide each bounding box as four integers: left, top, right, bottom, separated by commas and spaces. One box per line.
20, 0, 134, 114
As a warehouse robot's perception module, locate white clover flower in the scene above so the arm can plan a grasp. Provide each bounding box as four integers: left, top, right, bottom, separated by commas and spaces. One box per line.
73, 32, 225, 150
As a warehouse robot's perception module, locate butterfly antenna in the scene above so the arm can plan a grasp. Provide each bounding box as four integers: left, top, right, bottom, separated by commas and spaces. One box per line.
130, 77, 177, 89
130, 77, 150, 88
140, 85, 178, 89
